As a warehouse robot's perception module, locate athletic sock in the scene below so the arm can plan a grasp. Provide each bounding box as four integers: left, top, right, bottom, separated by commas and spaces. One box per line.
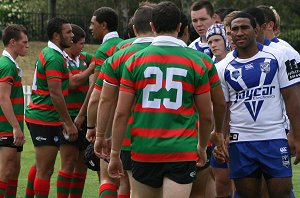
34, 178, 50, 198
57, 170, 73, 198
0, 181, 7, 198
118, 195, 130, 198
25, 165, 36, 198
99, 183, 117, 198
69, 172, 87, 198
4, 179, 18, 198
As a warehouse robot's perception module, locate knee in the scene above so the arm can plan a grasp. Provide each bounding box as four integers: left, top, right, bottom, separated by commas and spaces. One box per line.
37, 166, 54, 179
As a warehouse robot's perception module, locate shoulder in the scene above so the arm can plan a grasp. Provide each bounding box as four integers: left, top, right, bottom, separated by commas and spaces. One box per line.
188, 37, 200, 49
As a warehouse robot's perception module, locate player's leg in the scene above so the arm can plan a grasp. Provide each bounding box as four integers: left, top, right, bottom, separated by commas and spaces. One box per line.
234, 177, 262, 198
211, 167, 233, 198
163, 177, 193, 198
99, 159, 118, 198
120, 150, 133, 197
5, 151, 21, 198
265, 177, 291, 198
131, 179, 162, 198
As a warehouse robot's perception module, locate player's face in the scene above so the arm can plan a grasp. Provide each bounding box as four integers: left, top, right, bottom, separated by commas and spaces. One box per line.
59, 23, 74, 49
191, 8, 214, 38
90, 16, 103, 39
231, 18, 256, 49
225, 25, 235, 50
207, 35, 227, 56
71, 38, 85, 57
14, 32, 29, 57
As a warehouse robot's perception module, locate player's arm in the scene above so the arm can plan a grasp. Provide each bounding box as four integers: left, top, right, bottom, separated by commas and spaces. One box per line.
94, 82, 118, 158
69, 61, 95, 90
48, 80, 78, 141
194, 91, 213, 166
281, 85, 300, 164
0, 81, 24, 146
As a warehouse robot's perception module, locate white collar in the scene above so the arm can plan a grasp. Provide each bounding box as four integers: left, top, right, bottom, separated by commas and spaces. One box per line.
151, 36, 187, 47
2, 50, 22, 77
132, 37, 154, 44
102, 31, 119, 44
48, 41, 65, 57
63, 51, 80, 68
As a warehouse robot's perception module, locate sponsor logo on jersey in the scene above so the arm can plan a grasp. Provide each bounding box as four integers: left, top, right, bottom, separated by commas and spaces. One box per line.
245, 63, 254, 70
260, 62, 270, 73
286, 60, 300, 81
54, 136, 59, 142
36, 136, 47, 141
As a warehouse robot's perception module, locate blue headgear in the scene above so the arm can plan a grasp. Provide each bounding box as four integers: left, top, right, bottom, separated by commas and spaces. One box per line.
206, 23, 231, 50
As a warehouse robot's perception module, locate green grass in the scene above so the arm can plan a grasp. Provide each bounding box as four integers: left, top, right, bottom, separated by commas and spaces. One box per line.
1, 41, 300, 197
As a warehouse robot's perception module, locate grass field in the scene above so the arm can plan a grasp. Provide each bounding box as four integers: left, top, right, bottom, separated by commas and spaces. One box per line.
0, 41, 299, 197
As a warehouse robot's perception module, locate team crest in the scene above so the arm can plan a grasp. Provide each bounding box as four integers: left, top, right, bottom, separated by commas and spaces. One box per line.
230, 69, 242, 81
260, 62, 270, 73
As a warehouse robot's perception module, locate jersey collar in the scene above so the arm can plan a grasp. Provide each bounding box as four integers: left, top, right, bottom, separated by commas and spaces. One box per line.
233, 42, 264, 58
132, 37, 154, 44
271, 37, 280, 43
2, 50, 22, 77
151, 36, 187, 47
63, 51, 80, 68
102, 31, 119, 44
48, 41, 66, 57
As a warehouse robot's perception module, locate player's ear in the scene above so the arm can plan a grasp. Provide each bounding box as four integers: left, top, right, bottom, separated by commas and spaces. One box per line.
150, 22, 156, 35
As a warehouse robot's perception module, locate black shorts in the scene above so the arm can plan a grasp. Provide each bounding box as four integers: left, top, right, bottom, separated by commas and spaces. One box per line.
60, 116, 89, 151
121, 150, 132, 171
26, 122, 62, 147
0, 136, 23, 152
132, 160, 196, 188
196, 146, 212, 171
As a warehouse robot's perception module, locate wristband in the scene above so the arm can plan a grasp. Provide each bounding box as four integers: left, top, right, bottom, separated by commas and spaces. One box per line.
87, 126, 95, 129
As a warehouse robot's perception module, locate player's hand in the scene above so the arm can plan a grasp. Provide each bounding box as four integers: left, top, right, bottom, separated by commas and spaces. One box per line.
210, 131, 225, 146
196, 144, 207, 167
86, 128, 96, 143
108, 151, 125, 178
64, 123, 78, 142
293, 137, 300, 165
88, 61, 96, 71
13, 126, 25, 146
94, 136, 109, 159
212, 145, 229, 163
74, 115, 85, 131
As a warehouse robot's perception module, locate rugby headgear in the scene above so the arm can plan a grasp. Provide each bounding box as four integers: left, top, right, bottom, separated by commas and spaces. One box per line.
206, 23, 230, 50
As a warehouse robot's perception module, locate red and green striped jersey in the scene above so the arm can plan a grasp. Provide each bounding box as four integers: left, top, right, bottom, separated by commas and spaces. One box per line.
102, 37, 154, 151
25, 42, 69, 126
114, 37, 136, 53
94, 32, 123, 72
65, 52, 94, 116
120, 36, 210, 162
0, 52, 24, 136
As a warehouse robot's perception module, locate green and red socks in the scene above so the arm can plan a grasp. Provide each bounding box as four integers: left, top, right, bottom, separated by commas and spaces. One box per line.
25, 165, 36, 198
69, 172, 86, 198
57, 170, 73, 198
4, 179, 18, 198
0, 181, 7, 198
99, 183, 117, 198
34, 178, 50, 198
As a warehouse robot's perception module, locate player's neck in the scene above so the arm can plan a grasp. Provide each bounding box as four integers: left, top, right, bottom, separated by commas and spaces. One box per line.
237, 43, 259, 59
4, 47, 17, 60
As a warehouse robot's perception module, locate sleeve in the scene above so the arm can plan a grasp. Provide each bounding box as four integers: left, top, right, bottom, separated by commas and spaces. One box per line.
194, 62, 210, 95
94, 48, 107, 72
200, 54, 221, 88
102, 57, 120, 86
45, 57, 64, 81
0, 64, 15, 84
216, 64, 230, 102
278, 53, 300, 88
120, 58, 136, 94
94, 71, 104, 91
81, 52, 94, 66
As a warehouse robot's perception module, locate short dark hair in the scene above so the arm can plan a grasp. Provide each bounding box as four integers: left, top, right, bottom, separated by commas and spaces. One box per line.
152, 1, 180, 34
257, 5, 276, 24
133, 6, 153, 34
190, 0, 214, 17
243, 7, 265, 27
215, 7, 238, 22
71, 24, 86, 43
93, 7, 118, 32
47, 17, 70, 40
231, 12, 257, 29
178, 11, 188, 38
2, 24, 27, 46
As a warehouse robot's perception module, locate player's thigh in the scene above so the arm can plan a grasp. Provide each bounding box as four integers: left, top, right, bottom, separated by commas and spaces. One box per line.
100, 159, 117, 184
190, 167, 212, 198
163, 177, 192, 198
0, 147, 19, 178
132, 177, 162, 198
60, 144, 79, 164
234, 177, 262, 198
266, 177, 291, 198
34, 145, 59, 173
212, 167, 232, 196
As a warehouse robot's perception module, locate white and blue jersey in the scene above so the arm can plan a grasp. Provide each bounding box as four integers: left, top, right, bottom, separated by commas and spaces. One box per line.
189, 37, 213, 57
272, 37, 295, 50
217, 43, 300, 143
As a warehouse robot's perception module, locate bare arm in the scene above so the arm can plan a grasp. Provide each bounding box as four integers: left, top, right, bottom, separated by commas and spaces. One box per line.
281, 85, 300, 164
69, 62, 95, 90
48, 80, 78, 141
210, 85, 226, 134
0, 82, 24, 146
